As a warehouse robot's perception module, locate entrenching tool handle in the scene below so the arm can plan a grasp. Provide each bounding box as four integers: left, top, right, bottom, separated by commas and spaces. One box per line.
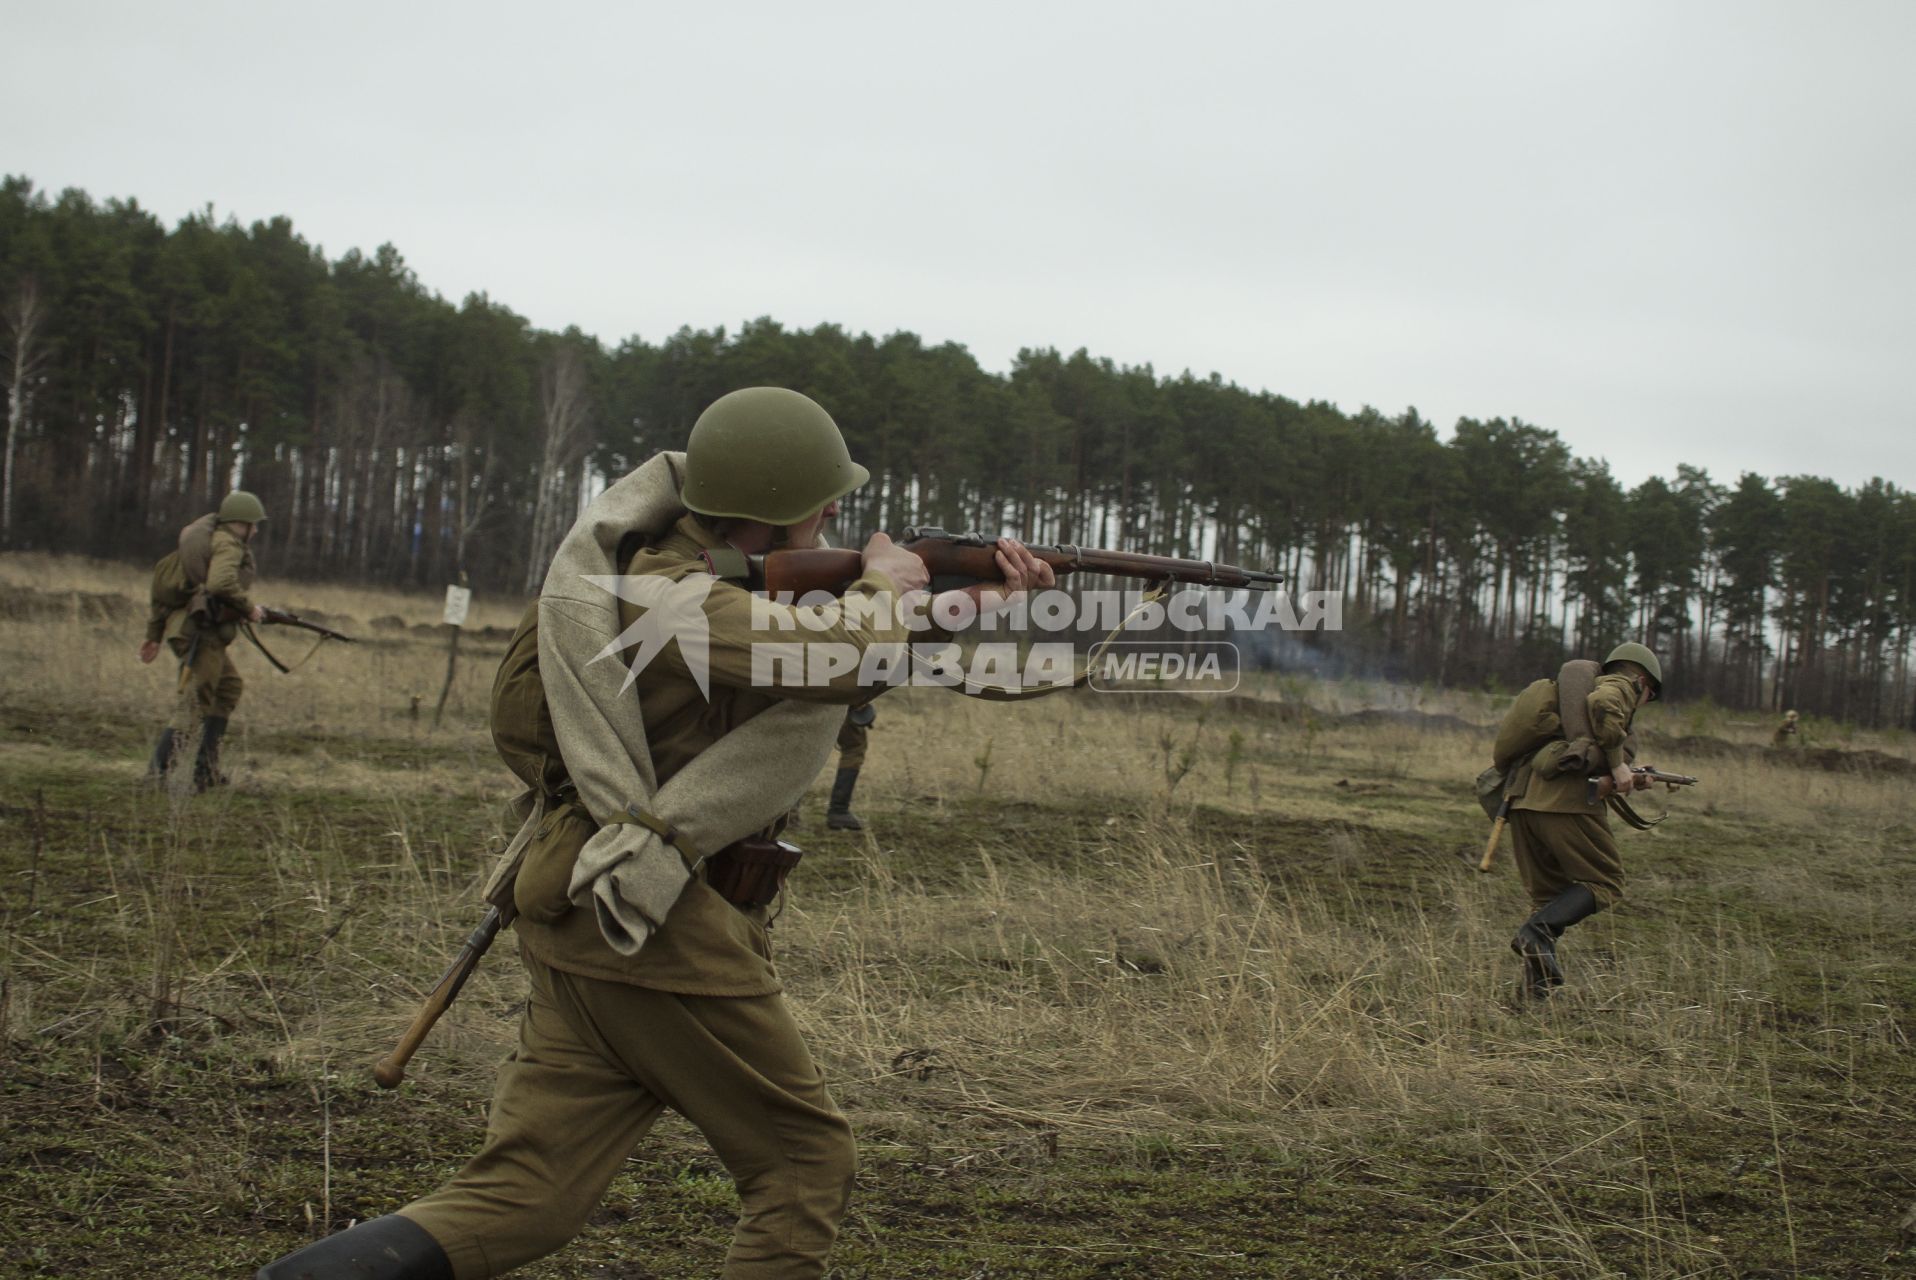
1477, 806, 1509, 873
374, 905, 512, 1089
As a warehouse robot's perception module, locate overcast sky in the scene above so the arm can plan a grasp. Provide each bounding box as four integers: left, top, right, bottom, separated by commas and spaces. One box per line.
6, 0, 1913, 492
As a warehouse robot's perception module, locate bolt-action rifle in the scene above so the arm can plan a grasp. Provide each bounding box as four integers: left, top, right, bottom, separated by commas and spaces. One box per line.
256, 605, 358, 645
712, 527, 1285, 596
1587, 765, 1697, 803
1480, 765, 1696, 871
202, 600, 357, 672
1588, 765, 1698, 830
206, 598, 358, 643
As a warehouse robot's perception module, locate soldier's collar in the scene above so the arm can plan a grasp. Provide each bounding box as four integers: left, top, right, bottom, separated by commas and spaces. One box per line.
662, 513, 726, 556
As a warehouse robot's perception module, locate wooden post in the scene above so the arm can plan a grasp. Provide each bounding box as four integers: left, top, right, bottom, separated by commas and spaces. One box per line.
432, 578, 472, 731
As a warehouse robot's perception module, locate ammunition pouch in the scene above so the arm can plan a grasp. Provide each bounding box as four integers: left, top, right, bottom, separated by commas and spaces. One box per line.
1474, 765, 1508, 820
702, 837, 804, 911
514, 798, 596, 925
515, 791, 806, 922
185, 592, 243, 645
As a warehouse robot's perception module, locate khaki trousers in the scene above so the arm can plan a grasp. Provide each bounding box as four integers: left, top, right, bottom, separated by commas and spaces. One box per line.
1509, 810, 1624, 910
168, 633, 243, 721
835, 717, 868, 770
400, 954, 855, 1279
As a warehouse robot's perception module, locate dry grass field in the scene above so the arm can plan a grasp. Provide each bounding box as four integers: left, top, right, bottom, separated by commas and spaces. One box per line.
2, 551, 1913, 1278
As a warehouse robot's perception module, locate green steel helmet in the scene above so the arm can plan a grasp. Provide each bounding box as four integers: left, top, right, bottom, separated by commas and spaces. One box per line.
1604, 641, 1662, 699
218, 490, 267, 523
680, 387, 870, 525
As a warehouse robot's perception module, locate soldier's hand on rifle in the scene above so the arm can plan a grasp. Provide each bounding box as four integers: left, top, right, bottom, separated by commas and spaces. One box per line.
1611, 763, 1636, 796
138, 640, 160, 665
860, 532, 931, 592
962, 538, 1056, 617
247, 604, 266, 623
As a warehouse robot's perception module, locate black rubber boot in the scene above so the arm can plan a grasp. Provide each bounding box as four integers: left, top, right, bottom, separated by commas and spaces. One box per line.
255, 1214, 452, 1280
146, 727, 178, 782
193, 715, 230, 792
1511, 884, 1601, 999
826, 766, 864, 831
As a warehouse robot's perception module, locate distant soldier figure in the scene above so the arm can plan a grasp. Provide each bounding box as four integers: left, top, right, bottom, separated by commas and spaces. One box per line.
139, 491, 268, 790
1771, 709, 1800, 748
1490, 642, 1663, 1000
825, 703, 876, 830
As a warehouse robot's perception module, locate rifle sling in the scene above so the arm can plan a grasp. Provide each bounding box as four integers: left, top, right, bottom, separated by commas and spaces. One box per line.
245, 620, 341, 673
1605, 793, 1663, 830
241, 622, 293, 673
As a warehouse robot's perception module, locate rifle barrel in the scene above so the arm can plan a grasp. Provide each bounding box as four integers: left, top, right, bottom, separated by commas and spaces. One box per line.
755, 531, 1284, 597
901, 527, 1283, 590
260, 607, 357, 642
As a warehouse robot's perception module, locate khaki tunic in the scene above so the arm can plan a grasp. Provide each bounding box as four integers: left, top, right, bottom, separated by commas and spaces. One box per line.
1508, 672, 1644, 910
1511, 673, 1642, 814
155, 522, 258, 722
404, 514, 934, 1280
514, 515, 923, 994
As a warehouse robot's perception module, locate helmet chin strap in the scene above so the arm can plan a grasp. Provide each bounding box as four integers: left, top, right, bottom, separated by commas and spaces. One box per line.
772, 504, 834, 550
727, 520, 792, 554
732, 504, 827, 554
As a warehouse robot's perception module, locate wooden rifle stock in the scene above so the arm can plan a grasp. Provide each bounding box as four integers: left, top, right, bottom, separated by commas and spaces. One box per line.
374, 904, 515, 1089
753, 527, 1284, 597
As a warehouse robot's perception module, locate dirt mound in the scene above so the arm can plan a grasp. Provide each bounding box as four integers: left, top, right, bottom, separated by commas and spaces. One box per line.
1341, 707, 1483, 735
1088, 690, 1481, 736
1089, 690, 1311, 723
1796, 745, 1916, 774
1646, 732, 1916, 776
0, 582, 521, 649
0, 584, 137, 623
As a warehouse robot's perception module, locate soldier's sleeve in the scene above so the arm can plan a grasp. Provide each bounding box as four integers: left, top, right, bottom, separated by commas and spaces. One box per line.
203, 533, 253, 611
1586, 674, 1641, 770
630, 569, 942, 703
143, 598, 170, 644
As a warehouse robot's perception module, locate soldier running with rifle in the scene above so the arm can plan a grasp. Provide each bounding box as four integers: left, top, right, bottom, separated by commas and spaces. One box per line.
139, 491, 271, 790
1477, 642, 1695, 1000
140, 490, 355, 791
255, 386, 1283, 1280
